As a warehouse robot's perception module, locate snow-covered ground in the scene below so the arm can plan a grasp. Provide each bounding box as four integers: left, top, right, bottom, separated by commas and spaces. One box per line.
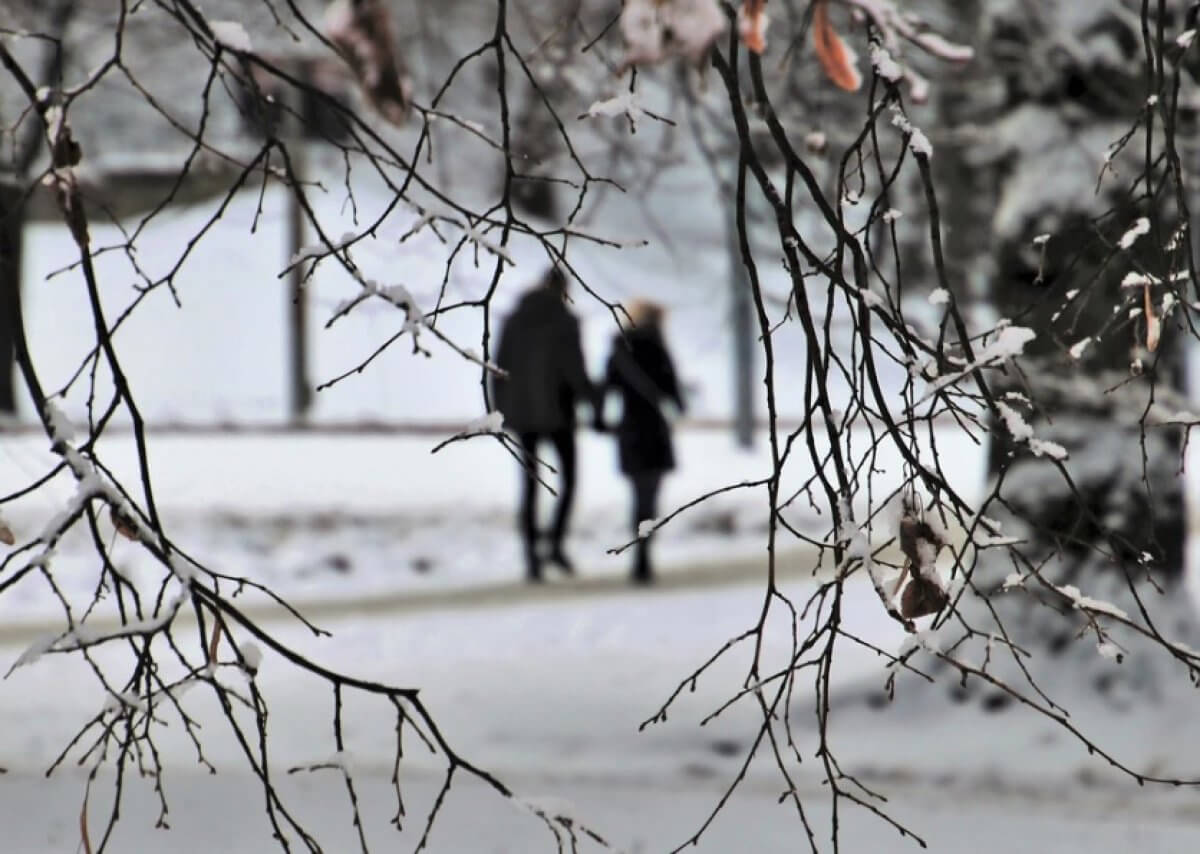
3, 427, 1200, 851
5, 766, 1199, 853
3, 559, 1200, 853
8, 767, 1200, 853
0, 425, 986, 623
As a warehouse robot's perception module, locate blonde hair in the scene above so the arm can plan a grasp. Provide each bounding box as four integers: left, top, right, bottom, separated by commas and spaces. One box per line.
625, 298, 664, 330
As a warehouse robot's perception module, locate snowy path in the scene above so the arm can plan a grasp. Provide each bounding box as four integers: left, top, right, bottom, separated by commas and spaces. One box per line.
4, 767, 1198, 854
0, 547, 815, 646
0, 427, 986, 625
4, 569, 1199, 853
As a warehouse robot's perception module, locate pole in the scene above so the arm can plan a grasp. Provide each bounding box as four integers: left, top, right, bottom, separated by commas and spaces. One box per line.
286, 148, 312, 421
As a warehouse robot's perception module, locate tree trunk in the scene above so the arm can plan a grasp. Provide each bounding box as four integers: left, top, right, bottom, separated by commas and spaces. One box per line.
932, 0, 993, 307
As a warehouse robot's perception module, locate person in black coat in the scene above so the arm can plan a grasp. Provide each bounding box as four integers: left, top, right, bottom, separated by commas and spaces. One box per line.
492, 268, 596, 582
596, 300, 685, 584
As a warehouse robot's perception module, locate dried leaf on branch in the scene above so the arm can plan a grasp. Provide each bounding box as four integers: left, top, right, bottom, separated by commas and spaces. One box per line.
324, 0, 410, 125
110, 505, 139, 540
813, 0, 861, 91
896, 507, 950, 620
899, 574, 948, 620
739, 0, 769, 54
1144, 284, 1161, 352
619, 0, 727, 70
208, 618, 224, 667
80, 790, 93, 854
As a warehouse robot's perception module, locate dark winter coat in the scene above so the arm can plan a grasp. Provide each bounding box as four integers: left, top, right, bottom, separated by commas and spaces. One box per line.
600, 327, 685, 475
492, 288, 593, 433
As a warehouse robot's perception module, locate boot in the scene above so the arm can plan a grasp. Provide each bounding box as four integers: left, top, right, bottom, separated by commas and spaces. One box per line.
546, 539, 575, 575
525, 541, 543, 583
631, 542, 653, 585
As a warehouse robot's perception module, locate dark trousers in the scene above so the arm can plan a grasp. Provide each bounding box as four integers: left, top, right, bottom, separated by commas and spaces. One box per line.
630, 470, 663, 580
518, 429, 576, 571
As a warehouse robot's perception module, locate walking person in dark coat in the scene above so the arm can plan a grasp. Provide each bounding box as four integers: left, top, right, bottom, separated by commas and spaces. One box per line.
492, 267, 596, 582
596, 300, 685, 584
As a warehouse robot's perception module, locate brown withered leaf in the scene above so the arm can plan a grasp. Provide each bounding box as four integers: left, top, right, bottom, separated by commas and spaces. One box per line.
110, 505, 138, 540
325, 0, 410, 126
208, 619, 223, 668
898, 514, 945, 568
52, 125, 82, 168
1144, 284, 1161, 352
899, 574, 948, 619
80, 789, 93, 854
813, 0, 862, 91
740, 0, 768, 54
0, 520, 14, 546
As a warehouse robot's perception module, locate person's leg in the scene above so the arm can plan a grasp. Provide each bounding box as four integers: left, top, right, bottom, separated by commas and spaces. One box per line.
517, 432, 542, 581
631, 471, 663, 583
547, 428, 577, 572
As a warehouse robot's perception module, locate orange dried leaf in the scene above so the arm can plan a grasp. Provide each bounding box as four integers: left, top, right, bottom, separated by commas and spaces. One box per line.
813, 0, 861, 92
739, 0, 769, 54
81, 790, 93, 854
208, 619, 224, 667
110, 505, 138, 540
1144, 284, 1161, 352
